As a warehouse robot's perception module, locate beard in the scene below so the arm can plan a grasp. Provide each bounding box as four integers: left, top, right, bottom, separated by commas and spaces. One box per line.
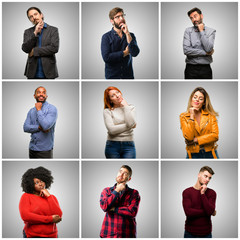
193, 17, 203, 27
36, 96, 46, 103
114, 19, 125, 30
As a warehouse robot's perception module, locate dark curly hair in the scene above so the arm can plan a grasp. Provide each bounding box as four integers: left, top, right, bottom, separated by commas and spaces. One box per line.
21, 166, 54, 193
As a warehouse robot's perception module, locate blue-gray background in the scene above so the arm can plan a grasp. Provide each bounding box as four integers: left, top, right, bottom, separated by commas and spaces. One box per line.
81, 2, 159, 79
2, 2, 79, 79
81, 81, 159, 158
161, 81, 238, 158
161, 161, 238, 238
2, 82, 79, 158
2, 161, 79, 238
161, 2, 238, 79
82, 161, 159, 238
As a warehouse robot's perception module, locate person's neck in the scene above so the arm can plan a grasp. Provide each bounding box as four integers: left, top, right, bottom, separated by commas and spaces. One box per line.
113, 26, 123, 36
193, 181, 201, 190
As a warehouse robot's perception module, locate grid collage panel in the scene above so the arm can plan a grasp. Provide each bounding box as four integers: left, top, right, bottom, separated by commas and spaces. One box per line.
1, 0, 239, 239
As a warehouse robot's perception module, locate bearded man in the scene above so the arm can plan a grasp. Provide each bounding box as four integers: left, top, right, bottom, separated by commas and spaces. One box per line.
22, 7, 59, 79
100, 165, 140, 238
183, 7, 216, 79
23, 86, 58, 158
101, 7, 140, 79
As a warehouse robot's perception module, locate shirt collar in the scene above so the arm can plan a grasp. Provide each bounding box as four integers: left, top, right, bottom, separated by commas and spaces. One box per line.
185, 109, 209, 116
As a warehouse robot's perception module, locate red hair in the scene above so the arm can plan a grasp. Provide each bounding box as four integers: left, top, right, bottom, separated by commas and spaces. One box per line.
104, 86, 122, 109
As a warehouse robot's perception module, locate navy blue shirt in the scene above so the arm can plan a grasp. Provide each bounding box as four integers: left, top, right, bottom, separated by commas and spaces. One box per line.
101, 28, 140, 79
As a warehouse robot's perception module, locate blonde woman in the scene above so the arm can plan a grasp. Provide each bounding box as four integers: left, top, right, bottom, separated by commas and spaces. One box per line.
180, 87, 219, 159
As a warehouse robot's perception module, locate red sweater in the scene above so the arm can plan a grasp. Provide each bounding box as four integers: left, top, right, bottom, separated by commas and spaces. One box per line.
182, 187, 216, 236
19, 193, 62, 238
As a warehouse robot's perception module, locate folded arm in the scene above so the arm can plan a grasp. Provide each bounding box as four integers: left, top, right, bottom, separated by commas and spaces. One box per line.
180, 114, 195, 141
23, 110, 39, 133
201, 191, 216, 216
115, 190, 140, 218
47, 195, 63, 217
183, 30, 207, 56
37, 106, 57, 131
19, 194, 53, 224
182, 190, 206, 217
104, 108, 135, 136
128, 33, 140, 57
22, 30, 38, 53
199, 30, 216, 53
197, 116, 219, 145
100, 188, 119, 212
33, 27, 59, 57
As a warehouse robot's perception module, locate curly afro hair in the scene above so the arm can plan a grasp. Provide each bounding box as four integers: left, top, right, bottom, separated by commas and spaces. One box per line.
21, 166, 54, 193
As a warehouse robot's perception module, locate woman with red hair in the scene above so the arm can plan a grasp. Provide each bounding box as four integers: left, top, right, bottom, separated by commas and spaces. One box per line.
103, 86, 136, 158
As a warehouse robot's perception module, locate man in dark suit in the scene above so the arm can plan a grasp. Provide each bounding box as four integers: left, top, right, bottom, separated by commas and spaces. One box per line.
22, 7, 59, 79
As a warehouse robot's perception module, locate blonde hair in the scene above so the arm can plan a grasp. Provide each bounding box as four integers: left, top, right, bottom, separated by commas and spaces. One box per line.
187, 87, 219, 116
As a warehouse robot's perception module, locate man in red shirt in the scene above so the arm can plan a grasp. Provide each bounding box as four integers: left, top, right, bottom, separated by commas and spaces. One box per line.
182, 166, 217, 238
100, 165, 140, 238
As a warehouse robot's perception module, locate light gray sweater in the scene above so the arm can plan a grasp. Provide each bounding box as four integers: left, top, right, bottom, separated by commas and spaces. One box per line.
103, 105, 136, 141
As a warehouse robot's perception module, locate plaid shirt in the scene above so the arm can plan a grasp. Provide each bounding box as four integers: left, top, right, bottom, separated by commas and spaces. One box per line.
100, 184, 140, 238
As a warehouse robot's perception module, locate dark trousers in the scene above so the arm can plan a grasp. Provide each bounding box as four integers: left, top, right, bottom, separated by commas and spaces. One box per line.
29, 149, 53, 159
184, 230, 212, 238
185, 64, 212, 79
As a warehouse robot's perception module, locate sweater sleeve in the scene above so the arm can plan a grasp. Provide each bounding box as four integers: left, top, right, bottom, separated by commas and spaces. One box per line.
47, 195, 63, 217
115, 190, 140, 218
100, 188, 119, 212
103, 109, 129, 135
182, 190, 206, 217
201, 190, 216, 216
19, 194, 53, 224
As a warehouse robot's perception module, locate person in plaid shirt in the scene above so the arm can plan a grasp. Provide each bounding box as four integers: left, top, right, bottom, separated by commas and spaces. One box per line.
100, 165, 140, 238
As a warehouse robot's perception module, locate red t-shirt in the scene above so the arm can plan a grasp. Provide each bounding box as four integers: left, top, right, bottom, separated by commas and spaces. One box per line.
182, 187, 216, 236
19, 193, 62, 238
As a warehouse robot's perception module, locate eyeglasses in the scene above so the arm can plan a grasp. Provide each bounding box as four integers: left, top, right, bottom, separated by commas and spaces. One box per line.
114, 14, 126, 20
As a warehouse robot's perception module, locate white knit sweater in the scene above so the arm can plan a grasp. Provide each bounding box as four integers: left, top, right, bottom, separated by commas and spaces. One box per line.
103, 105, 136, 141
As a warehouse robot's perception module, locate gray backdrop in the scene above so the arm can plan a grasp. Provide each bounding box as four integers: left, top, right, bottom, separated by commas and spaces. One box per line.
161, 161, 238, 238
82, 161, 159, 238
2, 82, 79, 158
82, 2, 159, 79
161, 2, 238, 79
81, 81, 159, 158
161, 81, 238, 158
2, 2, 79, 79
2, 161, 79, 238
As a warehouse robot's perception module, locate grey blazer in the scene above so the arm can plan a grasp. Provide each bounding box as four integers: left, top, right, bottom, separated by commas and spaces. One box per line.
22, 23, 59, 79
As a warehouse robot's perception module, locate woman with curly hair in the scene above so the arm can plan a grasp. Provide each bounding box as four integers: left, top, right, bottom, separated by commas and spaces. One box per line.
19, 166, 62, 238
180, 87, 219, 159
103, 86, 137, 158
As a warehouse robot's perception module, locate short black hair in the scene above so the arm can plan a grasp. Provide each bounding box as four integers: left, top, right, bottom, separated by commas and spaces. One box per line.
34, 86, 46, 95
121, 165, 132, 178
27, 7, 44, 20
188, 7, 202, 17
21, 166, 53, 193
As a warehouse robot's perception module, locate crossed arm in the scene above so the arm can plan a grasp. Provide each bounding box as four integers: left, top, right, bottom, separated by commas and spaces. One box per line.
103, 106, 136, 136
182, 190, 216, 217
22, 27, 59, 57
183, 29, 216, 56
19, 194, 62, 224
100, 188, 140, 218
24, 106, 57, 133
